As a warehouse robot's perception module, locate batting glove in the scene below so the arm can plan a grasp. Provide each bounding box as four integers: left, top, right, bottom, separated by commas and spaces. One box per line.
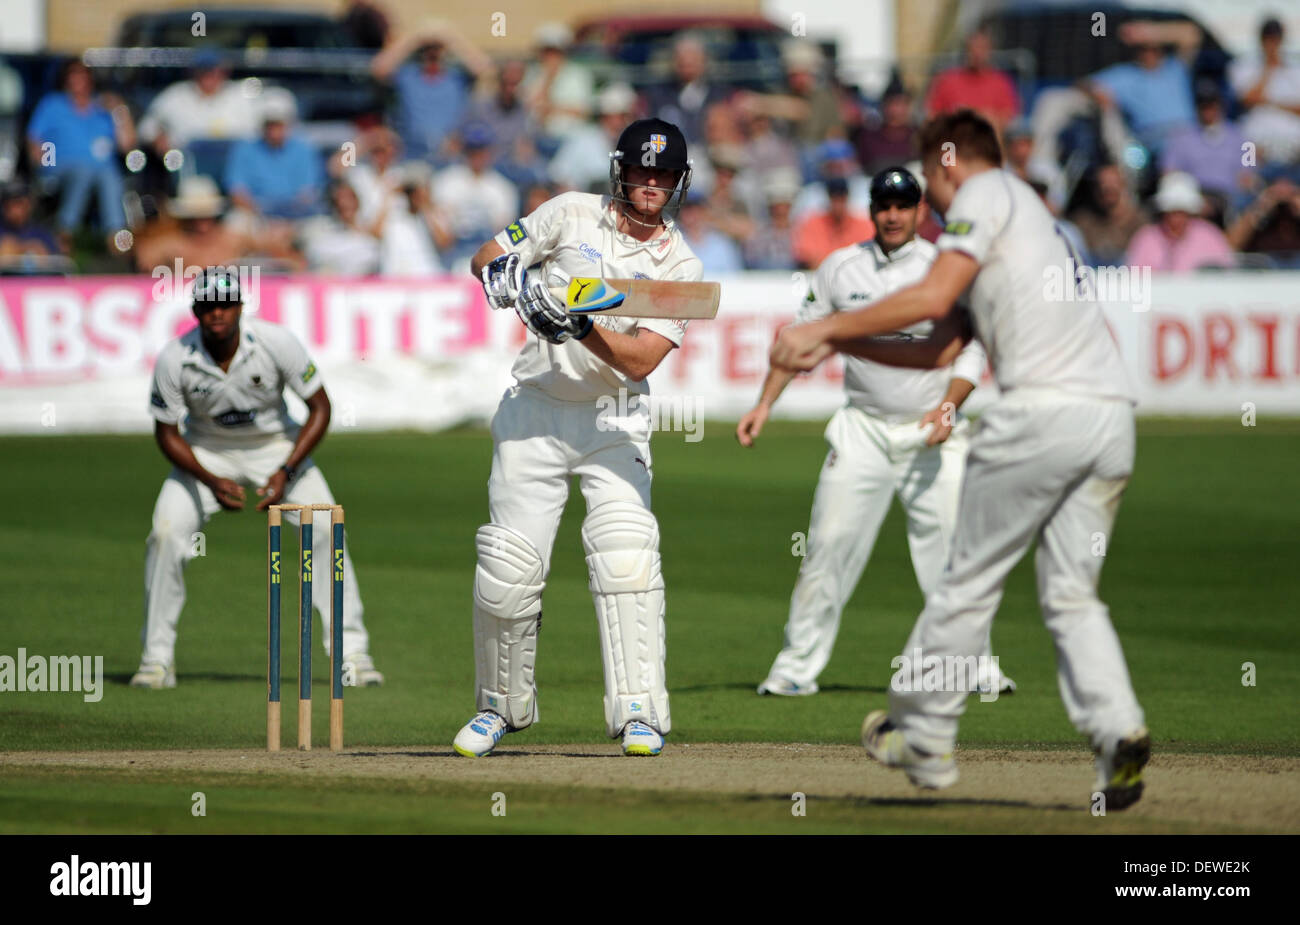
481, 252, 526, 311
516, 273, 593, 344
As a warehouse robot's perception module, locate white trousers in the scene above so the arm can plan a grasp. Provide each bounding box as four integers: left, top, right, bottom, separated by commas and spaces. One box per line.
140, 436, 369, 667
766, 405, 980, 687
487, 386, 654, 569
480, 385, 665, 734
891, 390, 1144, 754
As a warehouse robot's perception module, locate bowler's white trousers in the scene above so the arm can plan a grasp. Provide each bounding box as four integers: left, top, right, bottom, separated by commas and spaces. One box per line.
891, 389, 1145, 754
139, 435, 370, 667
766, 405, 980, 688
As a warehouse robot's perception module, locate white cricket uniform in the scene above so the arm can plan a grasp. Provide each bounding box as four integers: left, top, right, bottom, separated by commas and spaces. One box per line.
471, 191, 701, 738
139, 318, 371, 669
764, 238, 992, 691
891, 168, 1143, 755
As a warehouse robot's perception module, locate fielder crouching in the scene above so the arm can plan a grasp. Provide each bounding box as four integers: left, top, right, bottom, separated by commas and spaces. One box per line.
453, 119, 703, 758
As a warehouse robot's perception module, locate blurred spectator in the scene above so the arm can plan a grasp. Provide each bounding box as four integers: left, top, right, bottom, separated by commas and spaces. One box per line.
740, 111, 801, 177
1068, 163, 1149, 266
463, 59, 532, 155
0, 58, 22, 183
26, 59, 134, 239
300, 181, 382, 275
742, 172, 798, 270
1085, 20, 1201, 156
522, 182, 553, 216
1161, 80, 1251, 208
645, 33, 729, 146
793, 176, 874, 268
131, 174, 261, 271
137, 52, 259, 153
549, 83, 638, 193
0, 180, 62, 256
677, 199, 743, 273
340, 0, 390, 50
704, 144, 756, 244
1126, 172, 1234, 271
854, 77, 918, 176
1226, 176, 1300, 265
339, 127, 447, 275
432, 123, 518, 265
224, 91, 323, 223
735, 41, 842, 149
1229, 17, 1300, 167
924, 26, 1020, 131
792, 139, 869, 222
524, 23, 595, 142
495, 135, 549, 198
371, 19, 494, 162
1004, 118, 1065, 211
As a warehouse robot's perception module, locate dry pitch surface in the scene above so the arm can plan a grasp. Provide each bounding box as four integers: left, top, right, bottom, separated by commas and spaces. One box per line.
5, 744, 1296, 834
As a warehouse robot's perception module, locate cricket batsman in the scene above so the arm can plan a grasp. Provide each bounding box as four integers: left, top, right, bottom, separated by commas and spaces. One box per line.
131, 268, 383, 689
738, 166, 1013, 699
452, 119, 703, 758
771, 110, 1149, 809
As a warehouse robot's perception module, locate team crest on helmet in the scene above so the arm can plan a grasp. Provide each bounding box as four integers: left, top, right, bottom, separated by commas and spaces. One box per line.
649, 133, 667, 153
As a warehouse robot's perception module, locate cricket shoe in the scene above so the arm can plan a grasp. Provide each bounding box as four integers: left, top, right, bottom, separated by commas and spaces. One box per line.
129, 662, 176, 689
1093, 726, 1150, 811
453, 710, 512, 757
977, 665, 1017, 696
621, 721, 664, 756
341, 652, 384, 687
860, 710, 959, 789
756, 676, 819, 697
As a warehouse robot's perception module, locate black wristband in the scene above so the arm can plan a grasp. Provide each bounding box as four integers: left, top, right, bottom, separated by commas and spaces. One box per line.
572, 315, 594, 340
280, 464, 297, 481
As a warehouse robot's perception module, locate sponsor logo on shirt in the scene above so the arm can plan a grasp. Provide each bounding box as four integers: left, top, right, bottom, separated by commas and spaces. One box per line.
804, 289, 816, 303
506, 220, 528, 244
150, 390, 167, 409
944, 220, 973, 235
214, 409, 257, 427
847, 292, 873, 302
578, 243, 602, 263
301, 362, 317, 385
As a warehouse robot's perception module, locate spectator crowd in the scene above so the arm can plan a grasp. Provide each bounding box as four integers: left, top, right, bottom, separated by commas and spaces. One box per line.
7, 9, 1300, 276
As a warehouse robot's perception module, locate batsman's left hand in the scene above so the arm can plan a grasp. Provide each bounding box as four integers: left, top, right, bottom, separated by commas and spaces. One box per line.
256, 469, 290, 511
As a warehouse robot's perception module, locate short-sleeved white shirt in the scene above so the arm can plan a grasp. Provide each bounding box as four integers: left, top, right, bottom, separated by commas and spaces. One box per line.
798, 237, 987, 422
935, 169, 1134, 402
494, 191, 704, 402
149, 318, 323, 443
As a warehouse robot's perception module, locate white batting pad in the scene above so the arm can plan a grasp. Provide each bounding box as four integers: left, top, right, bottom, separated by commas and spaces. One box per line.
581, 502, 671, 737
472, 523, 544, 728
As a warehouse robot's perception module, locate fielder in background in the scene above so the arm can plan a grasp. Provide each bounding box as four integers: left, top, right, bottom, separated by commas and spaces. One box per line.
739, 166, 1014, 699
132, 268, 384, 689
453, 118, 702, 758
771, 110, 1149, 809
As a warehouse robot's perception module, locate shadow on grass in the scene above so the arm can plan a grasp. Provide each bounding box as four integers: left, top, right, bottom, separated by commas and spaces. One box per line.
107, 672, 266, 685
673, 682, 888, 695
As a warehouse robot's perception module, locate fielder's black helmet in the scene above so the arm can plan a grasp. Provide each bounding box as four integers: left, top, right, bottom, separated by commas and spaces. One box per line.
609, 118, 693, 211
869, 166, 923, 208
192, 267, 242, 309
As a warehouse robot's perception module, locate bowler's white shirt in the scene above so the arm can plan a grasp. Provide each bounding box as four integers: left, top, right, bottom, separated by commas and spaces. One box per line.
494, 191, 704, 401
936, 169, 1135, 402
798, 237, 986, 422
149, 318, 323, 443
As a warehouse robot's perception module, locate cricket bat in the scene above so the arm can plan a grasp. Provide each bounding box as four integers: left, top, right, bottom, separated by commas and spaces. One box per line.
550, 278, 721, 320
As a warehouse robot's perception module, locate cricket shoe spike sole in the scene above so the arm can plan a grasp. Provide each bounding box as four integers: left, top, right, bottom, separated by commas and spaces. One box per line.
1095, 727, 1150, 811
622, 721, 664, 756
860, 710, 959, 789
453, 710, 512, 757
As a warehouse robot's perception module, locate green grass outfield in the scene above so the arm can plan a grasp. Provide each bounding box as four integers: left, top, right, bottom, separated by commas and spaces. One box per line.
1, 418, 1297, 833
